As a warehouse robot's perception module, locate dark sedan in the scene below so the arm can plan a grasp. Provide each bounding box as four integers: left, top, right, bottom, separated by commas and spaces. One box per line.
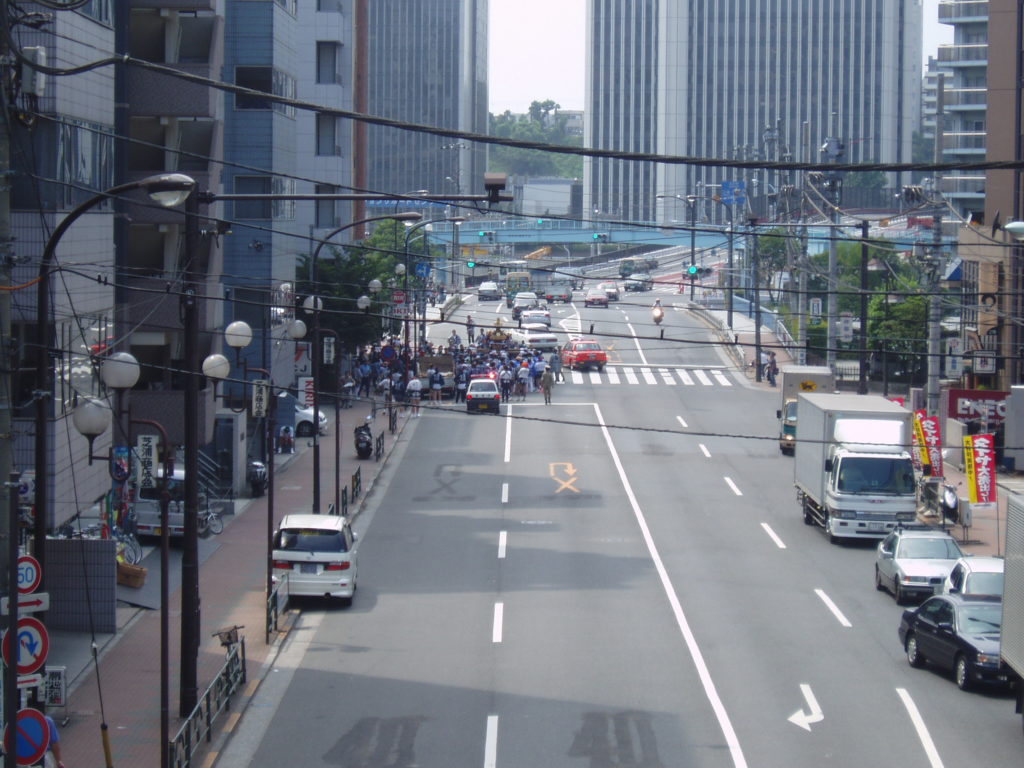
898, 594, 1014, 691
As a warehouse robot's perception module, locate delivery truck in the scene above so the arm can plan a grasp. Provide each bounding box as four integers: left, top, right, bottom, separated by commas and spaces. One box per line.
776, 365, 834, 455
794, 393, 917, 542
1002, 493, 1024, 729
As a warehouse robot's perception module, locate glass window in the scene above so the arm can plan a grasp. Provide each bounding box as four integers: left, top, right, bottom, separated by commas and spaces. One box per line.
236, 67, 273, 110
317, 0, 343, 10
234, 176, 272, 219
77, 0, 112, 24
316, 114, 339, 155
272, 177, 296, 220
315, 184, 338, 228
275, 527, 348, 553
316, 42, 341, 84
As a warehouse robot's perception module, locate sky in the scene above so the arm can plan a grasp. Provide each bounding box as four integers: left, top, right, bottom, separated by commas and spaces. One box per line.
488, 0, 953, 115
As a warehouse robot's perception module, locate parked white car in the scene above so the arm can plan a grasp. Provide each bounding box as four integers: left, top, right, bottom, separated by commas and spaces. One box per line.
295, 404, 328, 436
942, 556, 1004, 596
511, 325, 560, 351
272, 514, 358, 605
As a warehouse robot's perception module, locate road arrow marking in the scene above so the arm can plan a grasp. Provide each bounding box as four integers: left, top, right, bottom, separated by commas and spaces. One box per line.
787, 684, 824, 731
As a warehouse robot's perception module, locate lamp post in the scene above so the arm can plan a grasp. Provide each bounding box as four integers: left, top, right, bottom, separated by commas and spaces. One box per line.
858, 219, 871, 395
24, 173, 192, 733
306, 213, 421, 513
71, 351, 176, 768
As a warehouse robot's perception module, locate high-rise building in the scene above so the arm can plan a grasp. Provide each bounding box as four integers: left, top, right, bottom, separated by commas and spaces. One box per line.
366, 0, 488, 204
585, 0, 922, 225
936, 0, 988, 221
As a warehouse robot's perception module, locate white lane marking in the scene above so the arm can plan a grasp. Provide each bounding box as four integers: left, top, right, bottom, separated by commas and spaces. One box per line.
504, 405, 513, 463
760, 523, 787, 549
571, 371, 584, 384
676, 415, 688, 429
492, 603, 504, 643
606, 367, 620, 384
623, 367, 639, 385
699, 444, 711, 458
484, 714, 499, 768
589, 370, 602, 384
712, 370, 732, 387
660, 368, 677, 385
724, 477, 743, 496
498, 531, 507, 559
814, 588, 853, 627
594, 403, 748, 767
787, 684, 824, 731
640, 367, 658, 385
678, 369, 695, 385
896, 688, 945, 768
501, 483, 509, 504
626, 322, 649, 365
695, 369, 713, 386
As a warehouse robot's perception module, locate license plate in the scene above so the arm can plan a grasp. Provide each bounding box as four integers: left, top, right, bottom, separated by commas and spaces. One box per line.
155, 527, 161, 535
300, 563, 318, 574
478, 402, 489, 410
868, 522, 884, 531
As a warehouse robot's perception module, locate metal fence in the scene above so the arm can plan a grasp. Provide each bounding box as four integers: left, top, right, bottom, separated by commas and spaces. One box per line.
266, 572, 288, 644
171, 635, 247, 767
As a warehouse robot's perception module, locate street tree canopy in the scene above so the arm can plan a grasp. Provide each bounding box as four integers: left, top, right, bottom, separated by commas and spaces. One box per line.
489, 100, 583, 179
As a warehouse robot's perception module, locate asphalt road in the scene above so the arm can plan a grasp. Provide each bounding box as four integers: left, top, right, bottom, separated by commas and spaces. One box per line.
222, 290, 1023, 767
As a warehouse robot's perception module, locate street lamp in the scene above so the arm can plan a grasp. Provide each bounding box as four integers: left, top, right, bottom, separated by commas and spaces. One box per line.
71, 351, 177, 768
24, 172, 193, 732
306, 213, 421, 514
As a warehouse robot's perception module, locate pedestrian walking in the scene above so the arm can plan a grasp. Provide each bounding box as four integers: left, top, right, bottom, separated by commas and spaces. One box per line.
541, 367, 555, 405
455, 366, 469, 403
767, 351, 779, 387
428, 367, 444, 403
466, 315, 475, 344
407, 374, 423, 417
42, 713, 66, 768
499, 365, 514, 400
548, 351, 563, 382
516, 363, 530, 401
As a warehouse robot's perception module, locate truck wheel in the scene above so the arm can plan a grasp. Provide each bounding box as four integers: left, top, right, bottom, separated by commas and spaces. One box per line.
803, 504, 814, 526
906, 633, 925, 668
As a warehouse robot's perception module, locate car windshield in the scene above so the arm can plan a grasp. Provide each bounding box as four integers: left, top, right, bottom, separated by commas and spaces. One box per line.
897, 537, 962, 560
139, 478, 185, 502
958, 604, 1002, 634
965, 572, 1004, 595
836, 456, 915, 494
275, 527, 348, 553
784, 401, 798, 420
469, 382, 497, 393
576, 343, 601, 351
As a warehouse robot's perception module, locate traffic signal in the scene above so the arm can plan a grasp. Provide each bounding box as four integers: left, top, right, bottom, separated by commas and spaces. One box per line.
466, 260, 476, 269
687, 264, 699, 279
478, 230, 495, 241
593, 233, 608, 242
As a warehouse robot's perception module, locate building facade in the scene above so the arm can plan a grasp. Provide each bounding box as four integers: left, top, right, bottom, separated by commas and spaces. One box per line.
585, 0, 922, 226
366, 0, 488, 201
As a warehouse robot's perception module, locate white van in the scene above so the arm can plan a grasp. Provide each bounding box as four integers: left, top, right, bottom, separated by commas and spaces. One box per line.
478, 281, 501, 301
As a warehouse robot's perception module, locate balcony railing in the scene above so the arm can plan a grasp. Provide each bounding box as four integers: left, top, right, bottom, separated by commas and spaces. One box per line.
938, 175, 986, 196
937, 44, 988, 65
942, 132, 987, 152
938, 1, 988, 22
945, 88, 987, 109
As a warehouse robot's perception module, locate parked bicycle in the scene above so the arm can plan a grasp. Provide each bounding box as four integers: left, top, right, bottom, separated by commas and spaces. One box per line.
198, 507, 224, 536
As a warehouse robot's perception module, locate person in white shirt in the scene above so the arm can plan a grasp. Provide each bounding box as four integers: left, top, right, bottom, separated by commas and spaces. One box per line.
407, 374, 423, 416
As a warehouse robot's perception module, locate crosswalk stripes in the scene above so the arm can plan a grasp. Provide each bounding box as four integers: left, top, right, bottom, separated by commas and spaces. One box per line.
565, 367, 734, 388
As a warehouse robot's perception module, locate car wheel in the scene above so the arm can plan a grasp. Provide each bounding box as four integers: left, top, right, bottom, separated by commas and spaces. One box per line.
875, 566, 886, 592
803, 507, 814, 525
955, 655, 972, 691
906, 633, 925, 668
894, 582, 907, 605
295, 421, 314, 437
597, 364, 605, 372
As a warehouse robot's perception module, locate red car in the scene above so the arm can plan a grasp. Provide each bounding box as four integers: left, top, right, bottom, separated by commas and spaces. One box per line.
560, 338, 608, 371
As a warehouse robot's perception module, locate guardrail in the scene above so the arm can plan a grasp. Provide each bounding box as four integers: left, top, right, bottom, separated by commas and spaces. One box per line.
374, 433, 384, 460
388, 404, 398, 433
266, 572, 288, 644
171, 633, 247, 768
351, 467, 362, 501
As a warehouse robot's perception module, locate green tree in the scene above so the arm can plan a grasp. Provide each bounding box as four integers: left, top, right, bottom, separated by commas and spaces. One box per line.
489, 100, 583, 178
843, 170, 887, 190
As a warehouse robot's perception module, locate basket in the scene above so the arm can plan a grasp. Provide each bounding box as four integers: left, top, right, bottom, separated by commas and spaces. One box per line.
117, 562, 148, 588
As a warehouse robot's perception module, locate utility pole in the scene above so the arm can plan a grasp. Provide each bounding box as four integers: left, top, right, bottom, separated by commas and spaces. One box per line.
751, 219, 763, 383
858, 220, 870, 395
927, 74, 945, 417
821, 134, 845, 372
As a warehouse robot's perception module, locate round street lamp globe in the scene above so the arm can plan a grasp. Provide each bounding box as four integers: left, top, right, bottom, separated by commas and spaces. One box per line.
202, 353, 231, 381
143, 173, 196, 208
357, 295, 371, 310
72, 396, 112, 438
287, 319, 307, 339
368, 278, 382, 293
394, 263, 406, 276
224, 320, 253, 349
101, 351, 141, 390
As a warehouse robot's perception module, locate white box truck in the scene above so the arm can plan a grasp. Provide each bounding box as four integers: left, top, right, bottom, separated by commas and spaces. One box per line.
776, 365, 834, 455
794, 393, 917, 542
1002, 493, 1024, 730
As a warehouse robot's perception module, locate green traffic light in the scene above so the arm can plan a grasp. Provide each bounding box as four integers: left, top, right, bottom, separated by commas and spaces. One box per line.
467, 261, 476, 269
687, 265, 699, 275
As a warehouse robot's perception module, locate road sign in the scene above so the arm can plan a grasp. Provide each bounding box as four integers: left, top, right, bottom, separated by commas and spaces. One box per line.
1, 592, 49, 616
16, 556, 41, 595
2, 617, 50, 675
720, 180, 746, 206
809, 297, 823, 322
15, 673, 43, 689
4, 707, 49, 766
380, 345, 396, 361
415, 262, 431, 278
392, 289, 406, 305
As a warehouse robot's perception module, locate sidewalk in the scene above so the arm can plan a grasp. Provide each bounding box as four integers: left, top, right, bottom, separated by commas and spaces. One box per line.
47, 396, 411, 767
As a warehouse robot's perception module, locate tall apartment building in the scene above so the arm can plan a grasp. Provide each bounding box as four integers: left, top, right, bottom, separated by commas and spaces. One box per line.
937, 0, 989, 221
585, 0, 921, 225
10, 1, 120, 528
366, 0, 488, 205
922, 56, 953, 142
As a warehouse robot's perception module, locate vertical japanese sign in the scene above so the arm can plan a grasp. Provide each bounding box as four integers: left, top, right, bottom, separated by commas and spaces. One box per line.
298, 376, 315, 407
911, 410, 926, 472
251, 379, 269, 418
963, 433, 998, 509
913, 413, 943, 477
136, 434, 157, 489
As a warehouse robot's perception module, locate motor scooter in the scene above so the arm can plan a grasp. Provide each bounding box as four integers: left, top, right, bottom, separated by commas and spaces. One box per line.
247, 458, 268, 497
354, 416, 373, 459
652, 306, 664, 325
